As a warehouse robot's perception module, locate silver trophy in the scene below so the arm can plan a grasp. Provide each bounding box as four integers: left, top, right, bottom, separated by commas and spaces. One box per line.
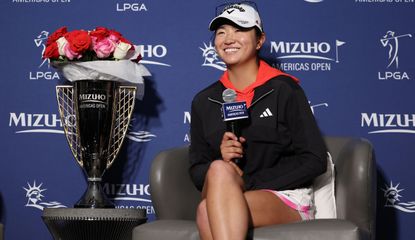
56, 80, 136, 208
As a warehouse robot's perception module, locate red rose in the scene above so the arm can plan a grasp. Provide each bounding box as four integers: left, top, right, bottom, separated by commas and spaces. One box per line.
43, 42, 60, 59
46, 26, 68, 47
90, 26, 109, 42
65, 30, 91, 54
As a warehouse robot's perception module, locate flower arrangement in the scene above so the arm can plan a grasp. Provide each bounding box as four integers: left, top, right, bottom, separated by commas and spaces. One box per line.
43, 26, 141, 62
42, 26, 150, 100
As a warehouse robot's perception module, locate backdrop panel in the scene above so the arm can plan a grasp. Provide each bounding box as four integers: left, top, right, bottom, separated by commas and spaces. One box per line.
0, 1, 414, 239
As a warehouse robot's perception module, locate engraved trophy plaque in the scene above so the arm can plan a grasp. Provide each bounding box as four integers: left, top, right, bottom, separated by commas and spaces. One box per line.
56, 80, 136, 208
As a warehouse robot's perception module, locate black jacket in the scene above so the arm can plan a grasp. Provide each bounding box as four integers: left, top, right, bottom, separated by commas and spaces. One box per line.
189, 75, 327, 192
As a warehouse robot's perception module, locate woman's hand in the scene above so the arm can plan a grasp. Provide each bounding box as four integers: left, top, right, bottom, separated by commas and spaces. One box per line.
220, 132, 246, 163
228, 161, 243, 177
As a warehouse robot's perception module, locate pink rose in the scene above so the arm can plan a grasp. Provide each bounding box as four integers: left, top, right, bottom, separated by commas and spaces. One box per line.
108, 33, 120, 43
63, 43, 82, 60
108, 30, 122, 42
93, 38, 116, 58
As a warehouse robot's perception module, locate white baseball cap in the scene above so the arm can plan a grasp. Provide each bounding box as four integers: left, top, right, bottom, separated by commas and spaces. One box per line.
209, 3, 263, 33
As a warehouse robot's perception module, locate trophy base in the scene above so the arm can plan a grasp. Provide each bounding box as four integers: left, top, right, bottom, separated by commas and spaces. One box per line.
42, 208, 147, 240
75, 180, 115, 208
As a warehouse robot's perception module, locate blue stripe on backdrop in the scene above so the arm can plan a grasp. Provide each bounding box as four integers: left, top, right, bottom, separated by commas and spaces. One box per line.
0, 0, 414, 239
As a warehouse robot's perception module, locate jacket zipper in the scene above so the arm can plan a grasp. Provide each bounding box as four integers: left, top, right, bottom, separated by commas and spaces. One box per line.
249, 89, 275, 109
208, 89, 275, 108
208, 97, 223, 105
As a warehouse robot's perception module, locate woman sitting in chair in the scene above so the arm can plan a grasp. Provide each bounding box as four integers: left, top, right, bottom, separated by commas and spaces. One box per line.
189, 2, 327, 240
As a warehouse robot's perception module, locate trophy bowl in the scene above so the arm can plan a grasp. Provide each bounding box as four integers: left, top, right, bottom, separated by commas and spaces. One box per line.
56, 80, 136, 208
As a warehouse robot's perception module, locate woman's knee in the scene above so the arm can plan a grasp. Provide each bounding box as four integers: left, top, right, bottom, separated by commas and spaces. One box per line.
206, 160, 235, 180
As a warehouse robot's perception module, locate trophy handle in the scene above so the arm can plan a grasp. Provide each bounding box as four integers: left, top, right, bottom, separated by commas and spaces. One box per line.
56, 85, 136, 169
107, 86, 136, 168
56, 85, 83, 167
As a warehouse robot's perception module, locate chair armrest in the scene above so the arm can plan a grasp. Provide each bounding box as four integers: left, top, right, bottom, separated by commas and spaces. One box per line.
150, 146, 200, 220
325, 137, 376, 240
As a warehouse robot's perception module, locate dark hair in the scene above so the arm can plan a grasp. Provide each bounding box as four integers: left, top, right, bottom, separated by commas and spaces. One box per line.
254, 28, 262, 38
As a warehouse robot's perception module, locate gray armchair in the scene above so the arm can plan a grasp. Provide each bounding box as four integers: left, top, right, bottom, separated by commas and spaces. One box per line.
133, 136, 376, 240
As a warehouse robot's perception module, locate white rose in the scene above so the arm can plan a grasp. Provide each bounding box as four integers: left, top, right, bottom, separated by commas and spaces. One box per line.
56, 37, 68, 56
113, 42, 132, 60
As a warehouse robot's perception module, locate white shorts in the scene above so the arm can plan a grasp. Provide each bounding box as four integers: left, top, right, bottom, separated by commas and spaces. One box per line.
263, 188, 314, 220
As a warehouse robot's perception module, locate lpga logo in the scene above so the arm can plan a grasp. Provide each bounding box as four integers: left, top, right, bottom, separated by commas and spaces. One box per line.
34, 31, 49, 68
382, 181, 415, 213
378, 30, 412, 80
381, 31, 412, 68
30, 30, 60, 80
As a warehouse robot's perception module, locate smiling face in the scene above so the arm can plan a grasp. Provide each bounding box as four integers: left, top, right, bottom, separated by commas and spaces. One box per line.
214, 24, 265, 68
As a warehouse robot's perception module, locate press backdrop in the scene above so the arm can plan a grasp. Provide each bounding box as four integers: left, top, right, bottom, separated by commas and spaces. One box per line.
1, 0, 414, 239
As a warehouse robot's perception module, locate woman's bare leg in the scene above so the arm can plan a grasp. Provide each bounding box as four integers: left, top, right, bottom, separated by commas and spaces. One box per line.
196, 199, 213, 240
196, 160, 302, 240
244, 190, 301, 227
197, 160, 248, 240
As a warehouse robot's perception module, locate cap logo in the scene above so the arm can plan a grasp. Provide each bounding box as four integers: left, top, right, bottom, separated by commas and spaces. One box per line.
222, 4, 246, 14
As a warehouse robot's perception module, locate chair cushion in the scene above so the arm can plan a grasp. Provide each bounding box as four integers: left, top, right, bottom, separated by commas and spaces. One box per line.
133, 220, 199, 240
313, 152, 337, 218
133, 219, 368, 240
252, 219, 367, 240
